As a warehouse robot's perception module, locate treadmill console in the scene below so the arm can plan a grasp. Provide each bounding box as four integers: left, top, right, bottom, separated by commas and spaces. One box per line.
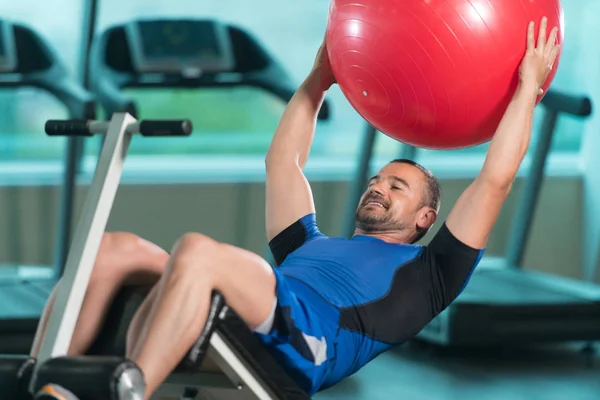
0, 20, 17, 73
126, 19, 235, 74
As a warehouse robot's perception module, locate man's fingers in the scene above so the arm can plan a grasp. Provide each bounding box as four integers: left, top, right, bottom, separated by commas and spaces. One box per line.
527, 21, 535, 51
548, 43, 561, 68
545, 27, 559, 56
537, 16, 548, 50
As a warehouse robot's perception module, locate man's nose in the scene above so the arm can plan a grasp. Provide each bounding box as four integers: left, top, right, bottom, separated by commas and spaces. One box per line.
369, 184, 385, 197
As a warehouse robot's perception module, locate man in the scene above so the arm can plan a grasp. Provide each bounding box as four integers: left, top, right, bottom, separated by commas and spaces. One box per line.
33, 17, 559, 399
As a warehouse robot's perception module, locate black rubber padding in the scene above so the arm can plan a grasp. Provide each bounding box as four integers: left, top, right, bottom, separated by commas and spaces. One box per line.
45, 120, 93, 136
0, 355, 35, 400
139, 120, 192, 136
31, 356, 142, 400
177, 291, 226, 370
219, 309, 311, 399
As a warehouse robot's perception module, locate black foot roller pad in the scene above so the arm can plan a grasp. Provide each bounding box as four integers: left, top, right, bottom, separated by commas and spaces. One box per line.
0, 355, 35, 400
87, 285, 310, 399
31, 356, 145, 400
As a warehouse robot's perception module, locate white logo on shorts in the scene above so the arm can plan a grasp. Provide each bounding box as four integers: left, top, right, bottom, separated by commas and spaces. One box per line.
302, 333, 328, 366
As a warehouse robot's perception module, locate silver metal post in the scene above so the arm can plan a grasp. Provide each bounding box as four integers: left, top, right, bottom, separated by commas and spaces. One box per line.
208, 332, 275, 399
32, 113, 137, 385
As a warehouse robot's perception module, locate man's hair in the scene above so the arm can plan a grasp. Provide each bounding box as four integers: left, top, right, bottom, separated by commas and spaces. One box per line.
390, 158, 441, 243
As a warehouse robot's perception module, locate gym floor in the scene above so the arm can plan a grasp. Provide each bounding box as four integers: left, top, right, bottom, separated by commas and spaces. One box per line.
316, 342, 600, 400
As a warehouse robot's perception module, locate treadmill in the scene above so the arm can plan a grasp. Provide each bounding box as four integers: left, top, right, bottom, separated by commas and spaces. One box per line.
344, 90, 600, 347
0, 19, 94, 354
89, 18, 330, 119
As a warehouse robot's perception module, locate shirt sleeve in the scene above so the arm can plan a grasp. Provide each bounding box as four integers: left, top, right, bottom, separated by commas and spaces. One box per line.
422, 222, 485, 313
267, 213, 325, 266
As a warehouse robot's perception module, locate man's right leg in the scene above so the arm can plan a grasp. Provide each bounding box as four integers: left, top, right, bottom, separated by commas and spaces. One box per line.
124, 233, 278, 398
30, 232, 170, 357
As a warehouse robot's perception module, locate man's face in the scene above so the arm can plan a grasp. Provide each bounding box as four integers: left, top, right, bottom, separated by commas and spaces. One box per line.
355, 162, 429, 234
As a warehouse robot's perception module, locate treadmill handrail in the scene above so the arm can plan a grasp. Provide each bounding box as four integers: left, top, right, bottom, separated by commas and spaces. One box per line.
540, 90, 592, 116
32, 68, 96, 118
505, 89, 593, 267
96, 74, 137, 117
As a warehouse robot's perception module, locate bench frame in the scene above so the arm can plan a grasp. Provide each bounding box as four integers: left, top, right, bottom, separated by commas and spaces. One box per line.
32, 113, 282, 399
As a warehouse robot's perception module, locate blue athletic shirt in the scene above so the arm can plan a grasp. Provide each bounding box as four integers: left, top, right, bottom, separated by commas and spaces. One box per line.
267, 213, 485, 392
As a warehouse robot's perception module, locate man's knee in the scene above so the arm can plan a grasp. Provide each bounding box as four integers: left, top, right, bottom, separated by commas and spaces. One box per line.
167, 233, 222, 279
95, 232, 167, 282
100, 232, 143, 254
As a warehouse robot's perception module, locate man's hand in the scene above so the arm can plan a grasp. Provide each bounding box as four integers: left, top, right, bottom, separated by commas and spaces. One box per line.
519, 17, 561, 96
310, 39, 337, 91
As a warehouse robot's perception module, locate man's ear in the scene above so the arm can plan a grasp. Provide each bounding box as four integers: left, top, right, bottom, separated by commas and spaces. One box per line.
417, 207, 437, 231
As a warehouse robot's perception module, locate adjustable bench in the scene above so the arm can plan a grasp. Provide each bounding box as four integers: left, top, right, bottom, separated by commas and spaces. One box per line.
0, 114, 309, 400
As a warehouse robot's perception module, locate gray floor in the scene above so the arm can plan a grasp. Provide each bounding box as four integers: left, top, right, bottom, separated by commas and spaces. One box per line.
316, 342, 600, 400
3, 272, 597, 400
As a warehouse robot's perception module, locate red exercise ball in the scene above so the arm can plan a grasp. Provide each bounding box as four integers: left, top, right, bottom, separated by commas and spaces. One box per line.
326, 0, 564, 150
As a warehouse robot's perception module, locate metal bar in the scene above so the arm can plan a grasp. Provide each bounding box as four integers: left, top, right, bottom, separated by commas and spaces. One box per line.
78, 0, 99, 87
208, 332, 276, 400
54, 0, 100, 278
154, 334, 279, 399
32, 113, 136, 385
54, 138, 81, 278
160, 372, 234, 389
88, 121, 111, 134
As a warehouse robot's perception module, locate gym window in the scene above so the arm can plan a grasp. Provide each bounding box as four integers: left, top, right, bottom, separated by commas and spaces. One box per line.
0, 0, 593, 186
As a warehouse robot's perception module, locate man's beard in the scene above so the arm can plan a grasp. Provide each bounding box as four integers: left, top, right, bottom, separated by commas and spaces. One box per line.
354, 205, 408, 233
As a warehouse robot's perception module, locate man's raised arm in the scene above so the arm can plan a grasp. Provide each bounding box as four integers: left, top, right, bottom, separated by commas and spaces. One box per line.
446, 17, 561, 249
265, 43, 335, 241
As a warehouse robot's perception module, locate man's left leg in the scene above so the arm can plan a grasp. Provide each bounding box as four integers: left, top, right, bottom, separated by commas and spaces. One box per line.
126, 232, 277, 399
31, 232, 169, 357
